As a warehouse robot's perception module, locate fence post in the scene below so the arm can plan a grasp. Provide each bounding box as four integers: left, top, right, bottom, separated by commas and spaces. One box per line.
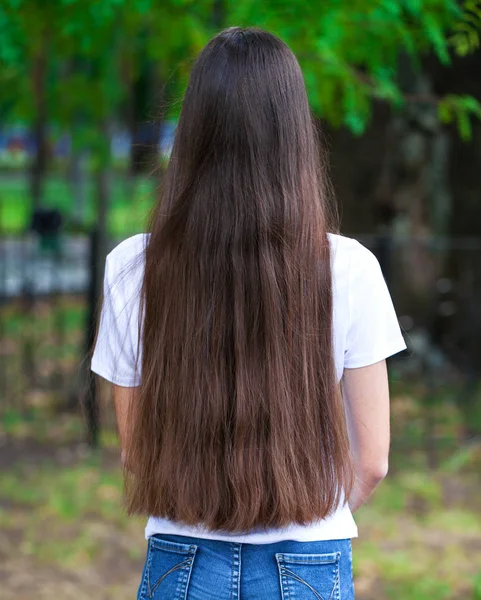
85, 227, 100, 447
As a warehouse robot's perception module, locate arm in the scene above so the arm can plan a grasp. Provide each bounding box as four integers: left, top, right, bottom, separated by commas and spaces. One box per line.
341, 360, 390, 513
113, 384, 139, 465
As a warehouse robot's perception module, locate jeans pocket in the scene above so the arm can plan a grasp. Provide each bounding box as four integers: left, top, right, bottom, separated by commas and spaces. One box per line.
138, 537, 198, 600
275, 551, 341, 600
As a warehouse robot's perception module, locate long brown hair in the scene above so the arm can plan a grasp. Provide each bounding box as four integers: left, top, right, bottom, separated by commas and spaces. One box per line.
125, 26, 353, 532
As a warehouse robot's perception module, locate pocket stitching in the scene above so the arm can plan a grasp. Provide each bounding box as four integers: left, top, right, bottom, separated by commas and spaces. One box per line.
277, 551, 340, 565
178, 551, 195, 600
147, 542, 197, 600
276, 551, 341, 600
150, 537, 196, 554
150, 557, 193, 597
139, 539, 154, 600
177, 546, 197, 600
281, 567, 327, 600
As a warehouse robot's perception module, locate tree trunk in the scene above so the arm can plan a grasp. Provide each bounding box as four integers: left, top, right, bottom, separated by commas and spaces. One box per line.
69, 145, 87, 224
129, 58, 163, 177
127, 65, 137, 179
82, 120, 112, 447
367, 73, 452, 325
30, 33, 48, 211
94, 121, 111, 294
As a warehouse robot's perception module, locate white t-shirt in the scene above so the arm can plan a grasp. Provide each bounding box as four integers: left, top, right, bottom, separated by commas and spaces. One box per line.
91, 232, 406, 544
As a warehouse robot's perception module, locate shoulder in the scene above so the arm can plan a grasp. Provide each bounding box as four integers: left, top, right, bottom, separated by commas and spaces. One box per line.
107, 233, 149, 267
328, 233, 377, 261
105, 233, 149, 292
328, 233, 380, 277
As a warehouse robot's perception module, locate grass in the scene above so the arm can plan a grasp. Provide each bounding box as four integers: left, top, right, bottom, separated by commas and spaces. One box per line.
0, 174, 155, 236
0, 419, 147, 594
1, 407, 85, 442
355, 471, 481, 594
1, 299, 85, 337
0, 297, 88, 411
4, 459, 123, 517
0, 456, 146, 599
354, 492, 481, 599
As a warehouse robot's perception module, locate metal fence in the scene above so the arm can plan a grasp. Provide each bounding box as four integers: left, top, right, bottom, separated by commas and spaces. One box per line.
0, 232, 103, 441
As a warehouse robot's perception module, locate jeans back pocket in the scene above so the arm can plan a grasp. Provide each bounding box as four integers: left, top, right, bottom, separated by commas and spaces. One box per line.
275, 551, 341, 600
138, 537, 198, 600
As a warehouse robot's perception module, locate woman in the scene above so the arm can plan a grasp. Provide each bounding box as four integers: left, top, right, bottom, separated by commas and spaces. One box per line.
91, 27, 406, 600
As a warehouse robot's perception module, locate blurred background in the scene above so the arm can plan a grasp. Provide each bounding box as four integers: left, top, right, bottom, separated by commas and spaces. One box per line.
1, 1, 480, 599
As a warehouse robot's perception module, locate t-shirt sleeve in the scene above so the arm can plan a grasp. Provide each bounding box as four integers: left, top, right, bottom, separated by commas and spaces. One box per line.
90, 252, 141, 387
344, 241, 407, 369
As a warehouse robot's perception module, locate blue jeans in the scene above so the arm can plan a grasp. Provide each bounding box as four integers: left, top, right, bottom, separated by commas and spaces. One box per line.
137, 533, 355, 599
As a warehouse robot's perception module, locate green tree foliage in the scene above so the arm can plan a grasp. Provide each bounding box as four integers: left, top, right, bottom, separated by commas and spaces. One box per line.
0, 0, 211, 157
226, 0, 481, 137
0, 0, 480, 145
450, 0, 481, 56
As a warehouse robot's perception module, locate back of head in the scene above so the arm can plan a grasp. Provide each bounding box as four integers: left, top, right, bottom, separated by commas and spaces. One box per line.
126, 27, 352, 532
